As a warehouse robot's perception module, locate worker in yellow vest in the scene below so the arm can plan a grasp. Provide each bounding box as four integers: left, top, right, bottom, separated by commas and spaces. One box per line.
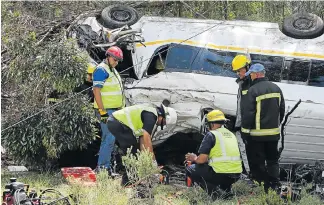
72, 59, 97, 102
92, 46, 125, 173
185, 110, 242, 196
107, 101, 177, 186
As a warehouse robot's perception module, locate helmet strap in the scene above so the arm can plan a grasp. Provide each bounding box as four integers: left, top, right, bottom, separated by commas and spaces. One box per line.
246, 63, 250, 71
208, 122, 213, 130
160, 123, 164, 130
157, 107, 165, 130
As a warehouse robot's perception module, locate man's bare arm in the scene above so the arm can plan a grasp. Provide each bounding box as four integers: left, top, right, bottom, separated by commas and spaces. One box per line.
139, 130, 156, 160
195, 154, 208, 164
185, 153, 208, 164
93, 87, 105, 111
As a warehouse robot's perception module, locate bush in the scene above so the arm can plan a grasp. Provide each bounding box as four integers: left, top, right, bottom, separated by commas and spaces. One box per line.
297, 189, 323, 205
2, 95, 98, 169
1, 8, 98, 168
122, 148, 161, 199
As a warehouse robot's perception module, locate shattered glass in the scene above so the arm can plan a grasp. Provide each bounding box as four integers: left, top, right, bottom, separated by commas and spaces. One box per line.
309, 60, 324, 87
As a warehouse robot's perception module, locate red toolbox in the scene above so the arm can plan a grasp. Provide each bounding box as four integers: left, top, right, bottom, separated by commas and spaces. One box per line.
61, 167, 96, 182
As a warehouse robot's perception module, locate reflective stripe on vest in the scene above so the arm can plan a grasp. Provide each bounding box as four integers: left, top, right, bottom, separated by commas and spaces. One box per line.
208, 128, 242, 174
93, 62, 124, 109
242, 90, 248, 95
112, 104, 158, 137
256, 92, 281, 129
241, 92, 281, 136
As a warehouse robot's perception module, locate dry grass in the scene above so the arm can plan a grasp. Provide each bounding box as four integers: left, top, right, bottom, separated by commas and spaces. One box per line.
1, 150, 323, 205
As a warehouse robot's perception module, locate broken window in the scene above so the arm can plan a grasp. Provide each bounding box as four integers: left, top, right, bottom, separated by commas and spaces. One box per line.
250, 54, 284, 82
164, 44, 200, 72
146, 45, 169, 76
309, 60, 324, 87
191, 48, 237, 78
282, 59, 310, 84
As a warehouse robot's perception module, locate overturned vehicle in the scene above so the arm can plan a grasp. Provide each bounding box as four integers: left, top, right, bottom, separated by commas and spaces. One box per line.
68, 5, 324, 166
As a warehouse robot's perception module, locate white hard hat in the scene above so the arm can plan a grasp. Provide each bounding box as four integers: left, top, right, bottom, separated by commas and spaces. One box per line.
165, 107, 177, 125
161, 104, 177, 125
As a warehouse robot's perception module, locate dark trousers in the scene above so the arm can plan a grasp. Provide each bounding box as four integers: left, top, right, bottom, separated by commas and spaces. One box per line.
107, 117, 139, 155
185, 164, 239, 195
246, 140, 280, 190
107, 117, 138, 186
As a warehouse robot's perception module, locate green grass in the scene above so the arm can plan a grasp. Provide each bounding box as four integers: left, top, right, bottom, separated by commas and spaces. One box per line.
1, 170, 323, 205
2, 149, 323, 205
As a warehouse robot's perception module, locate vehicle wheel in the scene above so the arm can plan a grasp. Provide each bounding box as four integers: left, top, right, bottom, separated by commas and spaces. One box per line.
100, 5, 139, 29
282, 12, 324, 39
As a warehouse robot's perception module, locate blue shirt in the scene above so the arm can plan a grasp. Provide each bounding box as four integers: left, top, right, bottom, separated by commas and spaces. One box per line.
93, 62, 109, 88
198, 132, 216, 155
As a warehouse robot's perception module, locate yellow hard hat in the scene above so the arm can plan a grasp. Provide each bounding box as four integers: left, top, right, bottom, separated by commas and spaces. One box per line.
206, 110, 227, 122
87, 62, 97, 74
232, 55, 251, 71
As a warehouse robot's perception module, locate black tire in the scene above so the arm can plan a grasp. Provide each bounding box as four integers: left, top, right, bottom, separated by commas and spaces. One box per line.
100, 5, 139, 29
282, 12, 324, 39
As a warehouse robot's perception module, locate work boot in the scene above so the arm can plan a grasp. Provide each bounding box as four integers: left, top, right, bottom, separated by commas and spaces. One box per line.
121, 172, 131, 187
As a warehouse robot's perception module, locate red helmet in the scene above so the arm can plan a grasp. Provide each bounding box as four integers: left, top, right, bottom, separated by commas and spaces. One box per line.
105, 46, 123, 62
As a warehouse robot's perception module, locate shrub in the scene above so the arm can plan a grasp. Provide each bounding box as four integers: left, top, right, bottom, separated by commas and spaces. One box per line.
122, 148, 161, 199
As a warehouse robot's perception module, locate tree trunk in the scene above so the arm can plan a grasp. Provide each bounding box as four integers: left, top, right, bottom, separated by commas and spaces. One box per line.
282, 1, 285, 19
223, 1, 228, 20
177, 1, 182, 17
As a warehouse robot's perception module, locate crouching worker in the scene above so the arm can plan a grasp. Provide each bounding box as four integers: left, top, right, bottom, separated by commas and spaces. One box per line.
107, 102, 177, 186
185, 110, 242, 196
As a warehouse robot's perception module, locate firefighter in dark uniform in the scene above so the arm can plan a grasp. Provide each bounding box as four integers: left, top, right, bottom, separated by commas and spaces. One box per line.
232, 55, 252, 173
241, 63, 285, 192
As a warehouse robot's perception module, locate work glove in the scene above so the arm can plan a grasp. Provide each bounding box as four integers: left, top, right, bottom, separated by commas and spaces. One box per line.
99, 109, 109, 123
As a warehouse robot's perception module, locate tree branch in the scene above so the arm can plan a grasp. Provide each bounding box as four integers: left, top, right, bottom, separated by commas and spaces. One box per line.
2, 49, 8, 55
180, 1, 207, 19
66, 9, 101, 35
35, 21, 67, 46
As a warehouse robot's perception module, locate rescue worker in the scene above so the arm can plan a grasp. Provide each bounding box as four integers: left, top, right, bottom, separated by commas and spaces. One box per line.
73, 59, 97, 102
106, 102, 178, 185
92, 46, 125, 173
185, 110, 242, 196
241, 63, 285, 192
231, 54, 252, 173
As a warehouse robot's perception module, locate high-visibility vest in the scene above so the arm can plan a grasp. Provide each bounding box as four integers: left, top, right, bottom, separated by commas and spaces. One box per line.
208, 128, 242, 174
112, 104, 158, 137
93, 62, 124, 109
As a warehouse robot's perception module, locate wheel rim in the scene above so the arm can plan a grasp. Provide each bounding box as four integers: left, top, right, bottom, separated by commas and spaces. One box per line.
293, 18, 314, 30
111, 9, 131, 22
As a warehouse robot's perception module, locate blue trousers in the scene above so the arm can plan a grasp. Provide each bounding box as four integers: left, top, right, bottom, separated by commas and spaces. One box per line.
96, 109, 117, 169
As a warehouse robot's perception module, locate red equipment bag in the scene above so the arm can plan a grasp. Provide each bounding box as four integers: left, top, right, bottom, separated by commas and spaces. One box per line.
61, 167, 96, 183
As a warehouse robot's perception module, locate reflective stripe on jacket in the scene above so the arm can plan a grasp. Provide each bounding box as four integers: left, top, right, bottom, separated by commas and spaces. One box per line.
208, 128, 242, 174
93, 62, 124, 109
241, 77, 285, 141
112, 104, 158, 137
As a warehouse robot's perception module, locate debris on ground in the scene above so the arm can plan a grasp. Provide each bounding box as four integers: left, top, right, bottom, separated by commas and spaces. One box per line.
2, 177, 72, 205
7, 166, 29, 172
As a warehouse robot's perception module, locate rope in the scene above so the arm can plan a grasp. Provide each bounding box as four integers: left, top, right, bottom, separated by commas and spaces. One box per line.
1, 87, 92, 133
2, 18, 224, 134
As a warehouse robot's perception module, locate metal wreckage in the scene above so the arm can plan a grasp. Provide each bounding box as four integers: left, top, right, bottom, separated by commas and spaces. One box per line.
3, 5, 324, 205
